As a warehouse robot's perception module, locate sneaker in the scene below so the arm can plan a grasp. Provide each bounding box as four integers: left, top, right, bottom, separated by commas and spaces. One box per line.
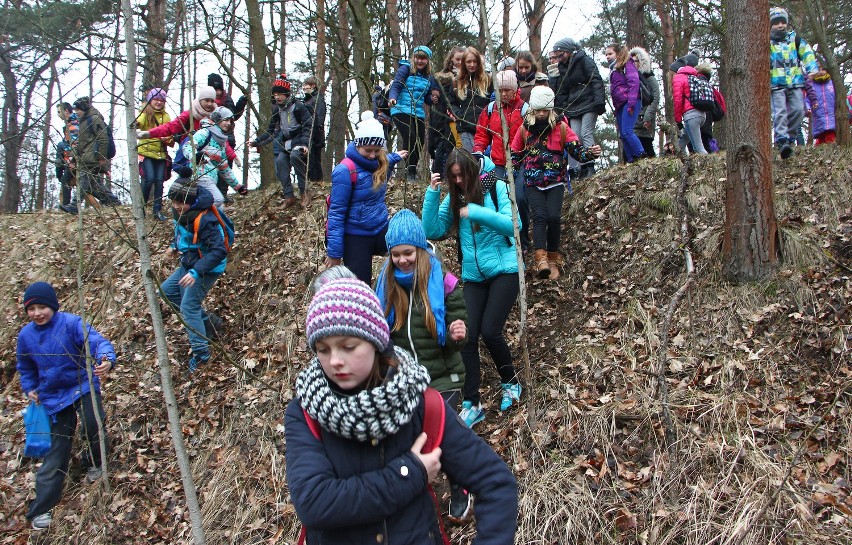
154, 211, 169, 222
59, 203, 78, 215
448, 484, 473, 524
780, 143, 793, 160
188, 353, 210, 373
500, 383, 522, 411
31, 511, 52, 530
86, 466, 103, 483
458, 401, 485, 428
204, 313, 223, 340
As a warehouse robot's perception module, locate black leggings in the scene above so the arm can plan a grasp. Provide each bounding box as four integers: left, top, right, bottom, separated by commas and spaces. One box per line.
342, 225, 388, 286
392, 113, 426, 178
461, 273, 520, 404
526, 185, 565, 252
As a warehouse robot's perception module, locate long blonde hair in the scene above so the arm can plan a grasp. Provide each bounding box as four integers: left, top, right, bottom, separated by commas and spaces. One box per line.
455, 47, 490, 99
372, 148, 389, 189
382, 247, 438, 339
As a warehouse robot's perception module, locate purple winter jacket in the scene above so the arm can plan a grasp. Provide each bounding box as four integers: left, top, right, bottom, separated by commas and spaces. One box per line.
806, 78, 836, 136
610, 58, 640, 111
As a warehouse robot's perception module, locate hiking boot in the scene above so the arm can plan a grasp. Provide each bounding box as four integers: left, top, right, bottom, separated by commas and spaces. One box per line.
448, 484, 473, 524
59, 203, 78, 215
86, 466, 103, 483
282, 196, 298, 208
547, 251, 561, 280
500, 383, 522, 411
780, 143, 793, 160
301, 190, 312, 208
31, 511, 52, 530
458, 401, 485, 428
204, 313, 223, 340
188, 352, 210, 373
534, 249, 550, 279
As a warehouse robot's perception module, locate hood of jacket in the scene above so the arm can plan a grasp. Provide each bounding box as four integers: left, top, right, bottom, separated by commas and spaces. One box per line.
677, 65, 699, 77
629, 46, 652, 74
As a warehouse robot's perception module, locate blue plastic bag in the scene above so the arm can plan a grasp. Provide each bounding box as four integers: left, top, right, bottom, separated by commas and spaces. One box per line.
24, 401, 51, 458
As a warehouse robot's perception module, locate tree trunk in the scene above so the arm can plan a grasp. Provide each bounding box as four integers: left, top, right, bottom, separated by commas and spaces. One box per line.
245, 0, 278, 189
653, 0, 675, 124
721, 0, 779, 282
626, 0, 646, 49
348, 0, 372, 112
141, 0, 167, 88
279, 0, 287, 71
316, 0, 327, 84
36, 64, 57, 210
163, 0, 185, 90
327, 0, 351, 166
526, 0, 546, 59
411, 0, 431, 48
121, 1, 207, 542
0, 47, 22, 213
386, 0, 402, 66
502, 0, 510, 56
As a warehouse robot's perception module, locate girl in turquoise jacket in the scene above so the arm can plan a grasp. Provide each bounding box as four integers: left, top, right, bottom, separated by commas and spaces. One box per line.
421, 148, 521, 429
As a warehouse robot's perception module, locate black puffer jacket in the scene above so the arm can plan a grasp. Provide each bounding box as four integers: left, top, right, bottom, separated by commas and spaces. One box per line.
549, 49, 606, 118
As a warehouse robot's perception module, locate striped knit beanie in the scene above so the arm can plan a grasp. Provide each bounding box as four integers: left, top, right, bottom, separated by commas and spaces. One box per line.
306, 277, 390, 353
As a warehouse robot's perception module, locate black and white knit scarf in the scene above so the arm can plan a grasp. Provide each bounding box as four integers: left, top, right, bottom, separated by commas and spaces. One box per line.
295, 347, 431, 443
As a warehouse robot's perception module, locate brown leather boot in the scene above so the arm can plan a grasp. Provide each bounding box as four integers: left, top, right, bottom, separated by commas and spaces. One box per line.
534, 249, 550, 279
301, 190, 312, 208
547, 251, 561, 280
282, 196, 298, 208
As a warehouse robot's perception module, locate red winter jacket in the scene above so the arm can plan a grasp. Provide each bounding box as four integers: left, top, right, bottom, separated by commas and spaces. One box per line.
672, 66, 699, 123
147, 110, 236, 161
472, 93, 527, 167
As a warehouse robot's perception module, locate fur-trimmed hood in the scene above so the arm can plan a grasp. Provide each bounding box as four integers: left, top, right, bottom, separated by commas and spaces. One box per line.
629, 46, 653, 75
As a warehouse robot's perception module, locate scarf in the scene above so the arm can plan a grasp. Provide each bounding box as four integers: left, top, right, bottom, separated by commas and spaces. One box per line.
295, 346, 431, 442
374, 253, 448, 346
526, 118, 552, 138
770, 29, 788, 43
190, 99, 211, 121
205, 123, 228, 147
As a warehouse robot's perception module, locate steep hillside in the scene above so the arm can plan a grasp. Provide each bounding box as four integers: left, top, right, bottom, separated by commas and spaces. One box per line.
1, 147, 850, 544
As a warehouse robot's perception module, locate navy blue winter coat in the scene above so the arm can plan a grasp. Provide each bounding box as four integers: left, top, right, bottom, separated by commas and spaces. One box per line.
172, 186, 228, 276
325, 142, 402, 260
285, 395, 518, 544
17, 312, 116, 416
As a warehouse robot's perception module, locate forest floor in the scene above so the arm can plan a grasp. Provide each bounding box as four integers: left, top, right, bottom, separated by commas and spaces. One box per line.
0, 146, 850, 544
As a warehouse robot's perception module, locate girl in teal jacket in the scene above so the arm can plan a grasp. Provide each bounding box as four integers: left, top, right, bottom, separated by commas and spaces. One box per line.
421, 148, 521, 429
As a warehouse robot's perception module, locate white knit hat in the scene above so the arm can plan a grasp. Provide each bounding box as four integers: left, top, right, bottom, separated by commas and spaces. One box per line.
197, 86, 217, 101
528, 86, 555, 110
353, 111, 386, 148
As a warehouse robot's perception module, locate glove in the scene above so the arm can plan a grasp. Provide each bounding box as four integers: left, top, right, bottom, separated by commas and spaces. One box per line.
235, 95, 248, 112
547, 63, 559, 78
235, 184, 248, 195
233, 155, 242, 168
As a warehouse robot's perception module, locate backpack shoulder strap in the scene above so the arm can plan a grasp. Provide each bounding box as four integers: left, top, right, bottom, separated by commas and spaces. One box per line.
520, 102, 529, 116
302, 409, 323, 440
559, 122, 567, 149
487, 101, 495, 116
208, 207, 232, 252
421, 387, 446, 453
339, 157, 358, 186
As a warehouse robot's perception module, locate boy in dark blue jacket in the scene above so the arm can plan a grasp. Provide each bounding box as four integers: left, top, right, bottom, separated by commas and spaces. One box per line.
16, 282, 116, 530
161, 171, 230, 372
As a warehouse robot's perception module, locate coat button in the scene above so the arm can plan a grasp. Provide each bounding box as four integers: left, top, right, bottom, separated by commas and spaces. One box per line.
400, 465, 409, 477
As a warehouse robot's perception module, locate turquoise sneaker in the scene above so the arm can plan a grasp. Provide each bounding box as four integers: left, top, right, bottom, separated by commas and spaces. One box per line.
458, 400, 485, 428
500, 383, 522, 411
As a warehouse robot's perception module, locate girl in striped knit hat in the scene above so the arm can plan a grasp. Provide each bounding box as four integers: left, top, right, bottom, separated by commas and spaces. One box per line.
284, 275, 517, 543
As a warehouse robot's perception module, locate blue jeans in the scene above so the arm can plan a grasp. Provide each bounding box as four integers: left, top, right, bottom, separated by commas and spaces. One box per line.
161, 266, 221, 357
140, 158, 167, 213
275, 147, 307, 198
679, 109, 708, 155
615, 100, 645, 162
27, 391, 107, 519
493, 165, 529, 250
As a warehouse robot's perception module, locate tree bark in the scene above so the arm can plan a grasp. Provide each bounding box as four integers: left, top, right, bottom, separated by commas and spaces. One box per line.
502, 0, 510, 56
316, 0, 327, 84
36, 63, 57, 210
348, 0, 372, 112
722, 0, 779, 282
327, 0, 351, 166
626, 0, 647, 49
121, 0, 207, 542
386, 0, 402, 66
141, 0, 167, 88
245, 0, 278, 189
526, 0, 546, 60
279, 0, 287, 71
0, 47, 23, 214
411, 0, 431, 48
653, 0, 675, 124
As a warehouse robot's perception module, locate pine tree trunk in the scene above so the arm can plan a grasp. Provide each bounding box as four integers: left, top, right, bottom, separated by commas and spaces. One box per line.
121, 1, 207, 542
626, 0, 646, 49
349, 0, 372, 112
502, 0, 510, 56
526, 0, 546, 60
327, 0, 351, 166
386, 0, 402, 64
36, 67, 56, 210
0, 48, 23, 213
279, 0, 287, 71
721, 0, 779, 282
653, 0, 675, 125
316, 0, 327, 83
245, 0, 278, 189
141, 0, 167, 88
411, 0, 431, 48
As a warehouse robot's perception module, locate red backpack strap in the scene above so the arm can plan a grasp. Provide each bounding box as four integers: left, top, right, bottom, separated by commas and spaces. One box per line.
302, 409, 322, 440
421, 387, 446, 453
340, 157, 358, 186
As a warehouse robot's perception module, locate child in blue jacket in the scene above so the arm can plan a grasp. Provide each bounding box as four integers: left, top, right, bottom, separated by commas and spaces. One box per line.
16, 282, 117, 530
161, 171, 231, 372
285, 276, 517, 544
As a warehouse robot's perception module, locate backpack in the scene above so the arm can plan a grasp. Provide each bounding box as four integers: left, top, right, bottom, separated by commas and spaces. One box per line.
86, 116, 116, 159
516, 123, 568, 188
193, 206, 235, 256
711, 88, 727, 122
324, 158, 358, 242
687, 75, 715, 112
486, 100, 529, 120
297, 387, 451, 545
172, 132, 213, 173
639, 73, 654, 107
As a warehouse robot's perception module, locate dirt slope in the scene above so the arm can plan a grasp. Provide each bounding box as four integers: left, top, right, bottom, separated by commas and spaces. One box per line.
0, 147, 850, 544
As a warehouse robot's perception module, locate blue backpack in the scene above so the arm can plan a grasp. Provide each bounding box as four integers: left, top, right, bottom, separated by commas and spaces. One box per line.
172, 132, 213, 173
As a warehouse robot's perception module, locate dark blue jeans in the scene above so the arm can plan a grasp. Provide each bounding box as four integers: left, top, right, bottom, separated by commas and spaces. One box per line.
342, 225, 388, 286
493, 165, 529, 250
461, 273, 520, 405
140, 157, 167, 213
27, 390, 107, 519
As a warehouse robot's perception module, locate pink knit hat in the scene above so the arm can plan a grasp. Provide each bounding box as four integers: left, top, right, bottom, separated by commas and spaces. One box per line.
494, 70, 519, 90
305, 278, 390, 353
